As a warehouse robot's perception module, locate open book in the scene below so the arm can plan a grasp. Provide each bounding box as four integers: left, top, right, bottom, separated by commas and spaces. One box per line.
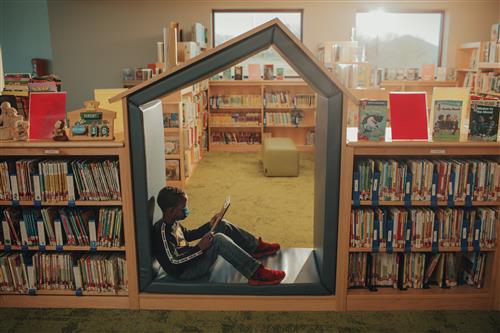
210, 196, 231, 233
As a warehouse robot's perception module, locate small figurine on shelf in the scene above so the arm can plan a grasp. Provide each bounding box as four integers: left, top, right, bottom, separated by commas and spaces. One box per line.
0, 101, 25, 141
14, 119, 29, 141
52, 119, 69, 141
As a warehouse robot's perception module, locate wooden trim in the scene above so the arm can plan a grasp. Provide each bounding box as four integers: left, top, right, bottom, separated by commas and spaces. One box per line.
139, 293, 336, 311
0, 295, 130, 309
120, 99, 140, 310
0, 141, 124, 148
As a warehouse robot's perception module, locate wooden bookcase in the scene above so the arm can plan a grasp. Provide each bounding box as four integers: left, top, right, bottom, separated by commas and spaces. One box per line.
207, 80, 316, 152
0, 140, 139, 309
335, 133, 500, 311
163, 82, 207, 188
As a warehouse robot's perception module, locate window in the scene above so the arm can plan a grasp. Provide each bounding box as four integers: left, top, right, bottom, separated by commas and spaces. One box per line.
213, 10, 303, 77
355, 11, 443, 69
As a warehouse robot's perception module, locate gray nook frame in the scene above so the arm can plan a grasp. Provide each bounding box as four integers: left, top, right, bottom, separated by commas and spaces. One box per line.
111, 19, 356, 295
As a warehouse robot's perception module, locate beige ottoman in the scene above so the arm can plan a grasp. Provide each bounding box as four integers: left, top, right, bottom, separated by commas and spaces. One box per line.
262, 137, 299, 177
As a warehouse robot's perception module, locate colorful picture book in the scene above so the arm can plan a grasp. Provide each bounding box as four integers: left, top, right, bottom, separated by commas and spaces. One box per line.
165, 136, 180, 154
469, 100, 500, 141
389, 92, 428, 140
29, 92, 67, 140
432, 100, 462, 141
430, 87, 470, 142
276, 68, 284, 80
222, 68, 232, 80
248, 64, 261, 80
357, 100, 387, 141
264, 64, 274, 80
420, 64, 435, 80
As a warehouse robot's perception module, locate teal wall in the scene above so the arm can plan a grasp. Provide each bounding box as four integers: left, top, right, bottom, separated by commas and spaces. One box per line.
0, 0, 52, 74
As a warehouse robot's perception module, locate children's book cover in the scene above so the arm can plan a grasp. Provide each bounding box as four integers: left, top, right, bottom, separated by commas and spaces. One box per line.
358, 100, 387, 141
469, 100, 500, 141
432, 100, 462, 141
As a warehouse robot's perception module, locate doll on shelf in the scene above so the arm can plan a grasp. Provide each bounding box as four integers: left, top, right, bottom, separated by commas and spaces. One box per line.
0, 101, 25, 141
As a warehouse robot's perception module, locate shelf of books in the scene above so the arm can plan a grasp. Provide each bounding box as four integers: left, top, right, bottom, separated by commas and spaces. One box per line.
163, 82, 207, 188
337, 134, 500, 311
0, 141, 137, 309
207, 80, 316, 152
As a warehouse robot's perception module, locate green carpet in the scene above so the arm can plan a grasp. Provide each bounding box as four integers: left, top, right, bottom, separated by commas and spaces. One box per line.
0, 309, 498, 333
184, 152, 315, 248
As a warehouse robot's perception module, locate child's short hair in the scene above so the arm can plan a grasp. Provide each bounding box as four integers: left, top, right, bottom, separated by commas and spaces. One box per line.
157, 186, 185, 212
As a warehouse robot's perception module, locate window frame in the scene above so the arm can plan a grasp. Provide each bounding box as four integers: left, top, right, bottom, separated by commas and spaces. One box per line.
355, 9, 445, 67
212, 9, 304, 47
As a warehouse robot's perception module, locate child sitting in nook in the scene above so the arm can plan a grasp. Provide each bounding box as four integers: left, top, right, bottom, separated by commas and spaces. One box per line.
152, 186, 285, 285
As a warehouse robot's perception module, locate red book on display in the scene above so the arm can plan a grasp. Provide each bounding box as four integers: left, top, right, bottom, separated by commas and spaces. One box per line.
389, 92, 428, 140
29, 92, 67, 139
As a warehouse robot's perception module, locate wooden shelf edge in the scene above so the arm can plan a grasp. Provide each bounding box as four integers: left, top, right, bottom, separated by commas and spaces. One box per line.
0, 141, 124, 149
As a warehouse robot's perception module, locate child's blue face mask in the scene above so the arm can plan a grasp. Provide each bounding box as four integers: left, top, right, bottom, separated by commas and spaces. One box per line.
178, 206, 189, 220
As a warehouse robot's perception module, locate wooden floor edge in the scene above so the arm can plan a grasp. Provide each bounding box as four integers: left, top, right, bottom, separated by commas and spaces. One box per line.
139, 294, 337, 311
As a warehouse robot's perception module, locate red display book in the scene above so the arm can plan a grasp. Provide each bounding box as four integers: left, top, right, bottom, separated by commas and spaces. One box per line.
389, 92, 428, 140
29, 92, 67, 139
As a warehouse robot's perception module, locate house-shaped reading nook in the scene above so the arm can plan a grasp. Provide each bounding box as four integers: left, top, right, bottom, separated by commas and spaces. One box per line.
110, 19, 357, 296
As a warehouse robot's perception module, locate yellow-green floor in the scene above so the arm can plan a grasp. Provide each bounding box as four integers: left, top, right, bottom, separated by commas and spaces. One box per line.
184, 152, 315, 248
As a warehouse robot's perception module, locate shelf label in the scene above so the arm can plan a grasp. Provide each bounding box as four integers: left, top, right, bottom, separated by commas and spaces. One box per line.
372, 217, 380, 252
404, 172, 412, 208
447, 171, 455, 207
386, 227, 393, 253
43, 149, 60, 155
404, 218, 412, 253
461, 215, 469, 253
465, 172, 473, 208
2, 220, 11, 247
54, 219, 64, 248
37, 220, 46, 250
430, 172, 438, 207
10, 174, 19, 204
19, 220, 29, 246
432, 215, 439, 253
371, 171, 380, 206
472, 217, 482, 252
430, 149, 445, 154
33, 173, 42, 207
89, 219, 97, 250
352, 171, 360, 207
67, 172, 76, 205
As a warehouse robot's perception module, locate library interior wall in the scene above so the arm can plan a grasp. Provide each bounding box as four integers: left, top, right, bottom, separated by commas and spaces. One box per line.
44, 0, 499, 109
0, 0, 52, 74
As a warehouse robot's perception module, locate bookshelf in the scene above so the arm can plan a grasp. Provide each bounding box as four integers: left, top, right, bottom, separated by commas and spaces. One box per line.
162, 82, 207, 188
207, 80, 316, 152
335, 130, 500, 311
0, 138, 138, 309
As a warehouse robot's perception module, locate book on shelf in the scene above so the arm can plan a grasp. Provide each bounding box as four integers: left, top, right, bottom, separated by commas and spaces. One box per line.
276, 68, 284, 80
165, 136, 180, 154
430, 87, 470, 142
234, 66, 243, 80
353, 157, 499, 203
350, 207, 497, 251
420, 64, 435, 80
389, 92, 428, 140
436, 67, 456, 81
210, 130, 261, 145
349, 252, 489, 289
222, 68, 232, 80
469, 99, 500, 142
163, 112, 179, 128
263, 64, 274, 80
357, 99, 387, 142
0, 206, 124, 248
211, 113, 261, 127
490, 23, 500, 42
248, 64, 261, 80
165, 159, 180, 181
29, 92, 67, 140
210, 95, 262, 108
406, 68, 419, 81
0, 252, 127, 294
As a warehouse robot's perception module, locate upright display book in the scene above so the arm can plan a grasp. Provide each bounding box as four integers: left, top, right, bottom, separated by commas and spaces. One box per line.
276, 68, 284, 80
248, 64, 261, 80
420, 64, 435, 80
357, 99, 387, 141
389, 92, 428, 140
234, 66, 243, 80
222, 68, 232, 80
264, 64, 274, 80
431, 100, 462, 141
430, 87, 470, 141
165, 159, 180, 180
469, 100, 500, 141
29, 92, 67, 140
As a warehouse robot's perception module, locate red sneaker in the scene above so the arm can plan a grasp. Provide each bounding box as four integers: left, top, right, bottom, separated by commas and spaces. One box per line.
252, 238, 280, 258
248, 265, 286, 286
